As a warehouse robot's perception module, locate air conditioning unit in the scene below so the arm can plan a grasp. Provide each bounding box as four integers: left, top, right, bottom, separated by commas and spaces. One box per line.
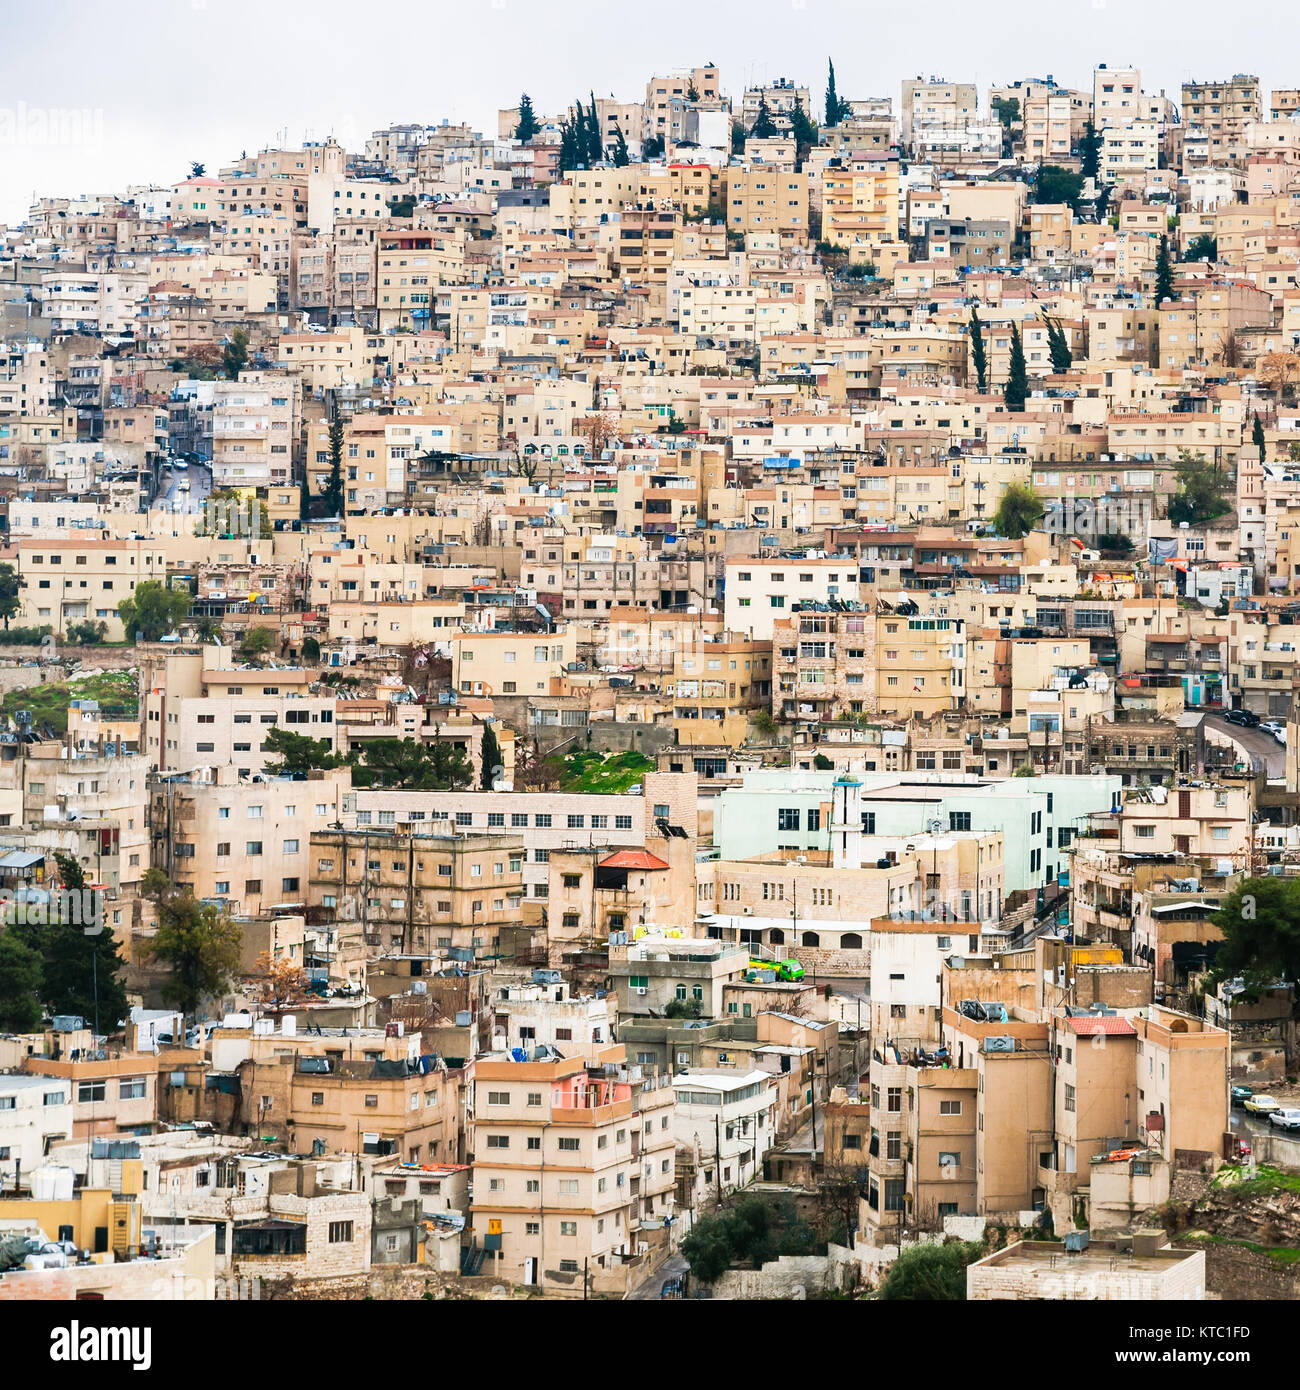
635, 987, 648, 996
983, 1035, 1016, 1053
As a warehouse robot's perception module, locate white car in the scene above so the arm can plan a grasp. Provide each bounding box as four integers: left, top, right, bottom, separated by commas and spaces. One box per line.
1268, 1107, 1300, 1131
1261, 721, 1288, 744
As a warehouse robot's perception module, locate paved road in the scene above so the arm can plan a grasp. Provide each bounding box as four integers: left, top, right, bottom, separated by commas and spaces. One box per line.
1204, 713, 1285, 778
1231, 1109, 1300, 1164
626, 1252, 689, 1301
159, 462, 212, 516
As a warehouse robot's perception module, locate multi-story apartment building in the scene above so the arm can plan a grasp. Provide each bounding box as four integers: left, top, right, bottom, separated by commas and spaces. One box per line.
469, 1045, 676, 1295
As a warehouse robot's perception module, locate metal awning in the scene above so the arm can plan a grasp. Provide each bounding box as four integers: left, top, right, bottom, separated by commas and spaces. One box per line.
0, 850, 44, 869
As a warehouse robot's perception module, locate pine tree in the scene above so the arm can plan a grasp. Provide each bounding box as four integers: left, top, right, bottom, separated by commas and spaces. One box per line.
969, 307, 988, 394
1254, 412, 1267, 461
322, 411, 345, 517
790, 96, 818, 167
515, 93, 540, 143
1155, 235, 1175, 306
750, 97, 777, 140
1004, 322, 1028, 411
825, 59, 844, 126
611, 124, 629, 167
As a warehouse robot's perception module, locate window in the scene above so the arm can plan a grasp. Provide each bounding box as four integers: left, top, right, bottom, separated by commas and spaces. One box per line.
485, 1134, 509, 1149
557, 1136, 580, 1151
1064, 1084, 1076, 1113
559, 1221, 578, 1236
777, 807, 800, 832
938, 1099, 962, 1116
77, 1081, 106, 1104
328, 1221, 354, 1243
887, 1087, 902, 1113
119, 1078, 146, 1101
487, 1091, 509, 1106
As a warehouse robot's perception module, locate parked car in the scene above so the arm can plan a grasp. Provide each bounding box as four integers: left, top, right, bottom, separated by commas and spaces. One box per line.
1261, 721, 1288, 744
1268, 1107, 1300, 1131
1243, 1094, 1281, 1115
1231, 1085, 1255, 1107
1225, 709, 1261, 727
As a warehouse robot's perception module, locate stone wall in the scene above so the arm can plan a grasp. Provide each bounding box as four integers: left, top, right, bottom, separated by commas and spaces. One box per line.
789, 945, 871, 978
706, 1243, 858, 1300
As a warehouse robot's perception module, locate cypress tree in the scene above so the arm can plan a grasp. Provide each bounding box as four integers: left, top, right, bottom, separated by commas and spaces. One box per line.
611, 125, 629, 167
1155, 235, 1175, 306
825, 59, 844, 126
1004, 322, 1028, 411
323, 412, 345, 517
1253, 412, 1267, 461
969, 307, 988, 394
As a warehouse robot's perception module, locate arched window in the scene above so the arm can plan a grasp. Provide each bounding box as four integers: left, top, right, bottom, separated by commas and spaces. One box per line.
801, 931, 820, 947
768, 928, 785, 945
841, 932, 862, 950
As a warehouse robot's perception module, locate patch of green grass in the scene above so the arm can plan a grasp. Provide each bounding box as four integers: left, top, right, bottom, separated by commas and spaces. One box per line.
1, 670, 138, 736
558, 749, 655, 795
1214, 1164, 1300, 1198
1185, 1231, 1300, 1266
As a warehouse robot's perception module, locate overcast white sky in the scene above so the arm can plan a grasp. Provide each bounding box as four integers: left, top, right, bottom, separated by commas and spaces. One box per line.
1, 0, 1296, 225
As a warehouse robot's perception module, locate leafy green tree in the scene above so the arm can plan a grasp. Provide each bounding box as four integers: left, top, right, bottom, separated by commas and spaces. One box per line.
515, 93, 540, 142
877, 1241, 983, 1299
387, 194, 416, 220
0, 928, 44, 1031
1155, 235, 1175, 306
67, 620, 108, 645
353, 738, 473, 790
1184, 233, 1217, 262
642, 133, 665, 159
1207, 876, 1300, 996
13, 851, 129, 1033
302, 636, 320, 661
1254, 413, 1267, 461
991, 481, 1042, 539
789, 96, 818, 166
991, 95, 1020, 131
480, 723, 502, 790
221, 327, 248, 381
681, 1196, 815, 1283
1167, 449, 1230, 526
118, 580, 192, 642
1035, 165, 1084, 212
825, 59, 845, 126
611, 124, 629, 167
322, 413, 345, 517
1043, 313, 1072, 373
262, 727, 347, 776
1004, 322, 1028, 411
0, 563, 21, 630
237, 625, 277, 663
813, 752, 834, 770
969, 308, 988, 394
750, 98, 777, 140
140, 869, 244, 1022
1078, 120, 1101, 180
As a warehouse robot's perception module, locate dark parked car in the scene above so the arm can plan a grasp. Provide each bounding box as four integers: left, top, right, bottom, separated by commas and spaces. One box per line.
1224, 709, 1260, 727
1231, 1085, 1254, 1107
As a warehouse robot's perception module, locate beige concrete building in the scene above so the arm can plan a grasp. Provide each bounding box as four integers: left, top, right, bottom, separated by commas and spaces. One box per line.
469, 1045, 676, 1295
